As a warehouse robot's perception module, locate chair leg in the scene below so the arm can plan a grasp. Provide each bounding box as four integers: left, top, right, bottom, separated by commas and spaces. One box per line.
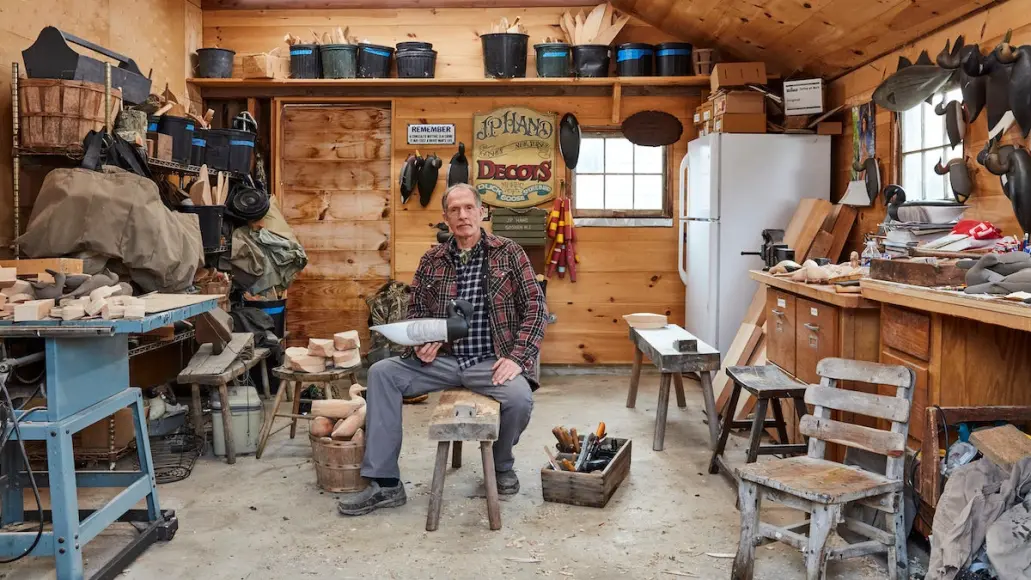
259, 358, 271, 399
426, 441, 450, 532
805, 504, 839, 580
770, 398, 790, 445
627, 347, 643, 408
653, 373, 672, 451
480, 441, 502, 531
191, 383, 203, 439
709, 382, 743, 474
887, 493, 908, 580
217, 383, 236, 464
290, 381, 302, 439
256, 377, 288, 459
699, 370, 721, 449
452, 441, 463, 468
672, 373, 687, 409
732, 481, 761, 580
745, 399, 769, 464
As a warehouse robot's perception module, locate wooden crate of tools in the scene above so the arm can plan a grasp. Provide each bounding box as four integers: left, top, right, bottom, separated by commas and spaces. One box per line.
541, 438, 631, 507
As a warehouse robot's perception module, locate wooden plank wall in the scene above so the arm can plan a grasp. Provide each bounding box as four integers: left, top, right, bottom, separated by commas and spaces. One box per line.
0, 0, 200, 256
827, 1, 1030, 252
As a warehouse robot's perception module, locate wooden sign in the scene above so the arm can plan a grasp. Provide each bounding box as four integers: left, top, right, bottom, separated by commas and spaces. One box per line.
472, 107, 557, 208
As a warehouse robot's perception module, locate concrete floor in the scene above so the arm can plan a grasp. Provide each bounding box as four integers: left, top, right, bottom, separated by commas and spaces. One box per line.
5, 371, 902, 579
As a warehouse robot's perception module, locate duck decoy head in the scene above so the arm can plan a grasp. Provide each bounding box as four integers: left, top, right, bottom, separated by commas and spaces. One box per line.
994, 30, 1019, 64
934, 158, 950, 176
937, 36, 965, 69
960, 43, 984, 76
852, 159, 866, 173
985, 140, 1012, 175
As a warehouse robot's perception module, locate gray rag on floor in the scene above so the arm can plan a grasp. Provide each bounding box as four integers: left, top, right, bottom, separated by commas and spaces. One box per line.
928, 456, 1031, 580
965, 253, 1031, 295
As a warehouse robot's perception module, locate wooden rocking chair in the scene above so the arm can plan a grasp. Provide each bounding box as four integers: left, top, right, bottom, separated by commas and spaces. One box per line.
732, 358, 916, 580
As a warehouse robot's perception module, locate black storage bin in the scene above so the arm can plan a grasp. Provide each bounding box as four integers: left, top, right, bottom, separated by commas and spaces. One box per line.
179, 205, 225, 251
157, 115, 195, 164
397, 41, 433, 52
243, 298, 287, 338
656, 42, 693, 76
534, 43, 570, 78
572, 45, 611, 78
320, 44, 358, 79
147, 115, 160, 133
358, 43, 395, 78
226, 129, 255, 174
196, 48, 235, 78
481, 33, 529, 78
396, 49, 437, 78
616, 43, 654, 76
190, 128, 207, 166
290, 44, 321, 79
205, 129, 230, 171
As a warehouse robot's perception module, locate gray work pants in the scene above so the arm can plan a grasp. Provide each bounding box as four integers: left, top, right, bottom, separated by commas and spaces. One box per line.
360, 355, 534, 479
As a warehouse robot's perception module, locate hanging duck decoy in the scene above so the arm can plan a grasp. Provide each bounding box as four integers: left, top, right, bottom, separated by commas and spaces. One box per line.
934, 99, 967, 148
993, 34, 1031, 137
419, 153, 442, 207
934, 157, 974, 204
446, 142, 469, 187
559, 113, 581, 170
873, 48, 957, 112
883, 185, 907, 222
969, 30, 1017, 139
985, 141, 1031, 234
852, 157, 881, 203
938, 35, 989, 123
400, 153, 421, 204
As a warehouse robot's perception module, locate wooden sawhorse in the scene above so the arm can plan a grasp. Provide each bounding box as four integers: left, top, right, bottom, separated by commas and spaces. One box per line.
626, 325, 721, 451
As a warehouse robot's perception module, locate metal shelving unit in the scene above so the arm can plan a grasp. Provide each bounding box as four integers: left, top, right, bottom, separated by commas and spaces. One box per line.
128, 329, 196, 358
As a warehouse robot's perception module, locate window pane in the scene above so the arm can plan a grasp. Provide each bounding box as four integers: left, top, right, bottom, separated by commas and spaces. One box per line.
605, 175, 634, 209
922, 151, 945, 201
634, 144, 663, 173
634, 175, 664, 210
923, 101, 945, 149
902, 152, 922, 202
605, 138, 634, 173
575, 174, 605, 209
578, 138, 605, 173
901, 107, 922, 154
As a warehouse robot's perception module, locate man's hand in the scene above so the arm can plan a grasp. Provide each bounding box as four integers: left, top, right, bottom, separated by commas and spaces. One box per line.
491, 358, 522, 385
416, 342, 442, 364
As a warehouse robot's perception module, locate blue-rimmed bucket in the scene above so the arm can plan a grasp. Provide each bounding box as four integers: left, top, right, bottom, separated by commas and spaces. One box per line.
243, 298, 287, 338
157, 115, 195, 164
656, 42, 693, 76
358, 43, 395, 78
616, 43, 654, 76
290, 44, 321, 79
190, 128, 207, 166
534, 43, 570, 78
226, 129, 255, 174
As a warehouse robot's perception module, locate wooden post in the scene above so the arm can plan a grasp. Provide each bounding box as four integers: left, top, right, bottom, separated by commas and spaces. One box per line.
653, 373, 672, 451
805, 504, 838, 580
451, 441, 462, 468
887, 493, 908, 580
191, 384, 203, 439
699, 371, 721, 448
217, 383, 236, 464
611, 81, 623, 124
732, 481, 760, 580
672, 372, 687, 409
426, 441, 450, 532
480, 441, 501, 531
627, 347, 643, 408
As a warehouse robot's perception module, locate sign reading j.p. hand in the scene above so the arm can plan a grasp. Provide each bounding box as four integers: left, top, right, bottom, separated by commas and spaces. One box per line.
472, 107, 557, 208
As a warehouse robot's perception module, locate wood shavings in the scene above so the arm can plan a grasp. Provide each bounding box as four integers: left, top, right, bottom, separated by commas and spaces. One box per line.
664, 572, 697, 578
505, 557, 541, 563
705, 552, 736, 559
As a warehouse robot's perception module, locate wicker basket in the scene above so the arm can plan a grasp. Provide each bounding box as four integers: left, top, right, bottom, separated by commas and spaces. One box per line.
310, 433, 367, 493
19, 78, 122, 152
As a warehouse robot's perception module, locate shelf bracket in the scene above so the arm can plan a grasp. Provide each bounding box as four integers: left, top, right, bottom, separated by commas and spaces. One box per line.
611, 82, 622, 124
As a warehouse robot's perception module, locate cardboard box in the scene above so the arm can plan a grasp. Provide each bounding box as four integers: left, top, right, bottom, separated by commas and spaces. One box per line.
78, 408, 137, 450
784, 78, 824, 115
817, 121, 843, 135
147, 132, 173, 161
713, 113, 767, 134
693, 102, 714, 125
713, 91, 766, 116
239, 50, 291, 79
710, 62, 767, 92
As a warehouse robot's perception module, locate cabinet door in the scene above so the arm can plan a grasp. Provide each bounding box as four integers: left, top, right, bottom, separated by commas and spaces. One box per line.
795, 298, 840, 385
766, 290, 796, 375
880, 349, 929, 447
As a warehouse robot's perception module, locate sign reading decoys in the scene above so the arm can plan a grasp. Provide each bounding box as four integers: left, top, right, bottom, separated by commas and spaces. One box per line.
472, 107, 558, 208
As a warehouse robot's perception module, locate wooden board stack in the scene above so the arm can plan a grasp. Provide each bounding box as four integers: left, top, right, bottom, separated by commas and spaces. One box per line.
284, 330, 362, 373
1, 281, 145, 322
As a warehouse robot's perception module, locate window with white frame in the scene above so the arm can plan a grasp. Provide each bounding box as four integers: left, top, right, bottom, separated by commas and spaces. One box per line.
572, 133, 668, 217
899, 88, 963, 202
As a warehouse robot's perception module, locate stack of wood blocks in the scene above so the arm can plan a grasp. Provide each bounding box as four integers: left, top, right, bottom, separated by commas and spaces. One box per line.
714, 200, 858, 432
284, 330, 361, 373
1, 278, 145, 322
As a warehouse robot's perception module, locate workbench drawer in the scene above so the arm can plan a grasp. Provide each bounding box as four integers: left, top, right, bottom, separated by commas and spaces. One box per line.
879, 349, 929, 446
766, 290, 796, 376
881, 304, 931, 361
794, 298, 840, 385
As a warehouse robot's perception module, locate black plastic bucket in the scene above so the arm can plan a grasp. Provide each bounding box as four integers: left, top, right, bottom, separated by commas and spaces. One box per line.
320, 44, 358, 79
196, 48, 235, 78
358, 43, 395, 78
396, 49, 437, 78
147, 115, 160, 133
572, 44, 611, 78
157, 115, 195, 164
243, 298, 287, 338
225, 129, 255, 174
205, 129, 230, 171
190, 128, 207, 166
397, 41, 432, 52
616, 43, 654, 76
290, 44, 321, 79
180, 205, 225, 251
656, 42, 693, 76
481, 33, 529, 78
534, 43, 570, 78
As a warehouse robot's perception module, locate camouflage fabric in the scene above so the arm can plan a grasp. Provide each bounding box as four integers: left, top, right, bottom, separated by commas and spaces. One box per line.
365, 280, 412, 364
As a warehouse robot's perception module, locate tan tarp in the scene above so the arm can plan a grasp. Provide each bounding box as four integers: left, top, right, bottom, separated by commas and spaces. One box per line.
16, 167, 203, 292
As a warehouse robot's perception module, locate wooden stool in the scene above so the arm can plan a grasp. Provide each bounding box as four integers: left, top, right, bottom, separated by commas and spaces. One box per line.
255, 365, 359, 459
709, 365, 809, 476
625, 325, 721, 451
426, 389, 501, 532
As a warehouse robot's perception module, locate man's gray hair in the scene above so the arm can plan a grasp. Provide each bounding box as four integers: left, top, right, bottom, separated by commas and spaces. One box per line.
441, 183, 482, 211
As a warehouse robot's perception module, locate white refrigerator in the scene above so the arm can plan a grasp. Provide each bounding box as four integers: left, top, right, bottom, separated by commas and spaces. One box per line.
678, 133, 830, 353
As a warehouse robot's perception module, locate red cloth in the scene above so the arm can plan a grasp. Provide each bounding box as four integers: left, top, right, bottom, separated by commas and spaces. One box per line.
952, 219, 1002, 240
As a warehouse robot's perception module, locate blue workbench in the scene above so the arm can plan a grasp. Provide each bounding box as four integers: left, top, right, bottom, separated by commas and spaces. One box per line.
0, 297, 217, 579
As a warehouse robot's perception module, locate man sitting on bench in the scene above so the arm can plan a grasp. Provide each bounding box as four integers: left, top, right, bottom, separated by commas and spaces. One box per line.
338, 183, 547, 516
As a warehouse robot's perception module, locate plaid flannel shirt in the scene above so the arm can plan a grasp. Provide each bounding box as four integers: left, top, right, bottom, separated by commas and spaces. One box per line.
449, 237, 493, 369
404, 230, 547, 388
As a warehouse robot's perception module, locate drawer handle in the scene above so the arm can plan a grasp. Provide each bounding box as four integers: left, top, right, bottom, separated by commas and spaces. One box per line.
771, 309, 784, 317
804, 323, 820, 332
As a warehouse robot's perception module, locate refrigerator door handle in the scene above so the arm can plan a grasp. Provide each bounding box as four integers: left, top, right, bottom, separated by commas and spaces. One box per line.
678, 152, 690, 220
678, 218, 688, 285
